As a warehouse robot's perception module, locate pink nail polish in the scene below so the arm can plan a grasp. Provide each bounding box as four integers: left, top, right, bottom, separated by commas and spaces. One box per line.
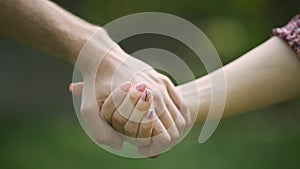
135, 82, 146, 92
141, 90, 152, 102
120, 81, 131, 92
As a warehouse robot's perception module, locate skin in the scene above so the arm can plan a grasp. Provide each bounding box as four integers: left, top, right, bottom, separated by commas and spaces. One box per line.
180, 37, 300, 122
74, 37, 300, 124
2, 0, 299, 158
104, 82, 183, 156
0, 0, 190, 153
74, 36, 300, 156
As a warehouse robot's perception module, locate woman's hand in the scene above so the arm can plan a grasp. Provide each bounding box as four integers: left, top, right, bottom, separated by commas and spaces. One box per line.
99, 82, 170, 156
100, 82, 156, 144
98, 81, 191, 157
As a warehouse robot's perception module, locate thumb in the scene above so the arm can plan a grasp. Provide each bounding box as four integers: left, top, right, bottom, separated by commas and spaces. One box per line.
69, 82, 83, 96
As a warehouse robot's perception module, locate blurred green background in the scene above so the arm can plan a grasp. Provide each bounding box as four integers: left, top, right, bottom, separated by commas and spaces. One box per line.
1, 0, 300, 169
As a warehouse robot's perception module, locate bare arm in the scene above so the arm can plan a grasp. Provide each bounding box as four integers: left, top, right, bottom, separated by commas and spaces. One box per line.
180, 37, 300, 123
0, 0, 188, 153
0, 0, 98, 64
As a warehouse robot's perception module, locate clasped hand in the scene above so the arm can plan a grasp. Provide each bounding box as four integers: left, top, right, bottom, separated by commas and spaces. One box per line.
70, 29, 192, 157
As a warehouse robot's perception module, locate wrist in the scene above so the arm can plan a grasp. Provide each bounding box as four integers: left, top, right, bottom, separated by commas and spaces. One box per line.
177, 76, 212, 123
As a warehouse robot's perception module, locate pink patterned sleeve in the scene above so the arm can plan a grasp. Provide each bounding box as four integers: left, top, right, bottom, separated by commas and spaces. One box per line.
272, 14, 300, 56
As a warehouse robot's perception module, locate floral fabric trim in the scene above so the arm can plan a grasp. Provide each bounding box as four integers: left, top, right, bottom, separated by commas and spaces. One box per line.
272, 14, 300, 55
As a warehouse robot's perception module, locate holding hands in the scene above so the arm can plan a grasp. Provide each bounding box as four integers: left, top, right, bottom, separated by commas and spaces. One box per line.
71, 79, 191, 157
70, 29, 192, 157
3, 0, 300, 161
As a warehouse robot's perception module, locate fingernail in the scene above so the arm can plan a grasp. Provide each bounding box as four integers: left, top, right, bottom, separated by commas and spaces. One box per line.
146, 110, 154, 119
69, 84, 73, 92
135, 82, 146, 92
120, 81, 131, 92
141, 90, 152, 102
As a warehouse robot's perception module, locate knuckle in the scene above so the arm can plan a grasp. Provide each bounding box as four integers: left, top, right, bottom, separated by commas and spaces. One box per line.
152, 90, 164, 102
112, 112, 125, 124
160, 74, 170, 83
140, 124, 152, 132
159, 133, 171, 146
176, 117, 186, 130
169, 128, 180, 140
140, 122, 153, 132
124, 122, 137, 136
185, 114, 192, 127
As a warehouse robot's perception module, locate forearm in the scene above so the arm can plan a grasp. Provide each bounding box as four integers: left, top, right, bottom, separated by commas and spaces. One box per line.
0, 0, 98, 64
180, 37, 300, 123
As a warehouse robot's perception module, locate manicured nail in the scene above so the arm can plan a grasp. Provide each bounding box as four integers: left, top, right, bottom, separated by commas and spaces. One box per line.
146, 109, 154, 119
120, 81, 131, 92
141, 89, 152, 102
135, 82, 146, 92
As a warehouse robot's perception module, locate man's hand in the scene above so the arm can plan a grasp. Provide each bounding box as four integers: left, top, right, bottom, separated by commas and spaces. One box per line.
0, 0, 191, 157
